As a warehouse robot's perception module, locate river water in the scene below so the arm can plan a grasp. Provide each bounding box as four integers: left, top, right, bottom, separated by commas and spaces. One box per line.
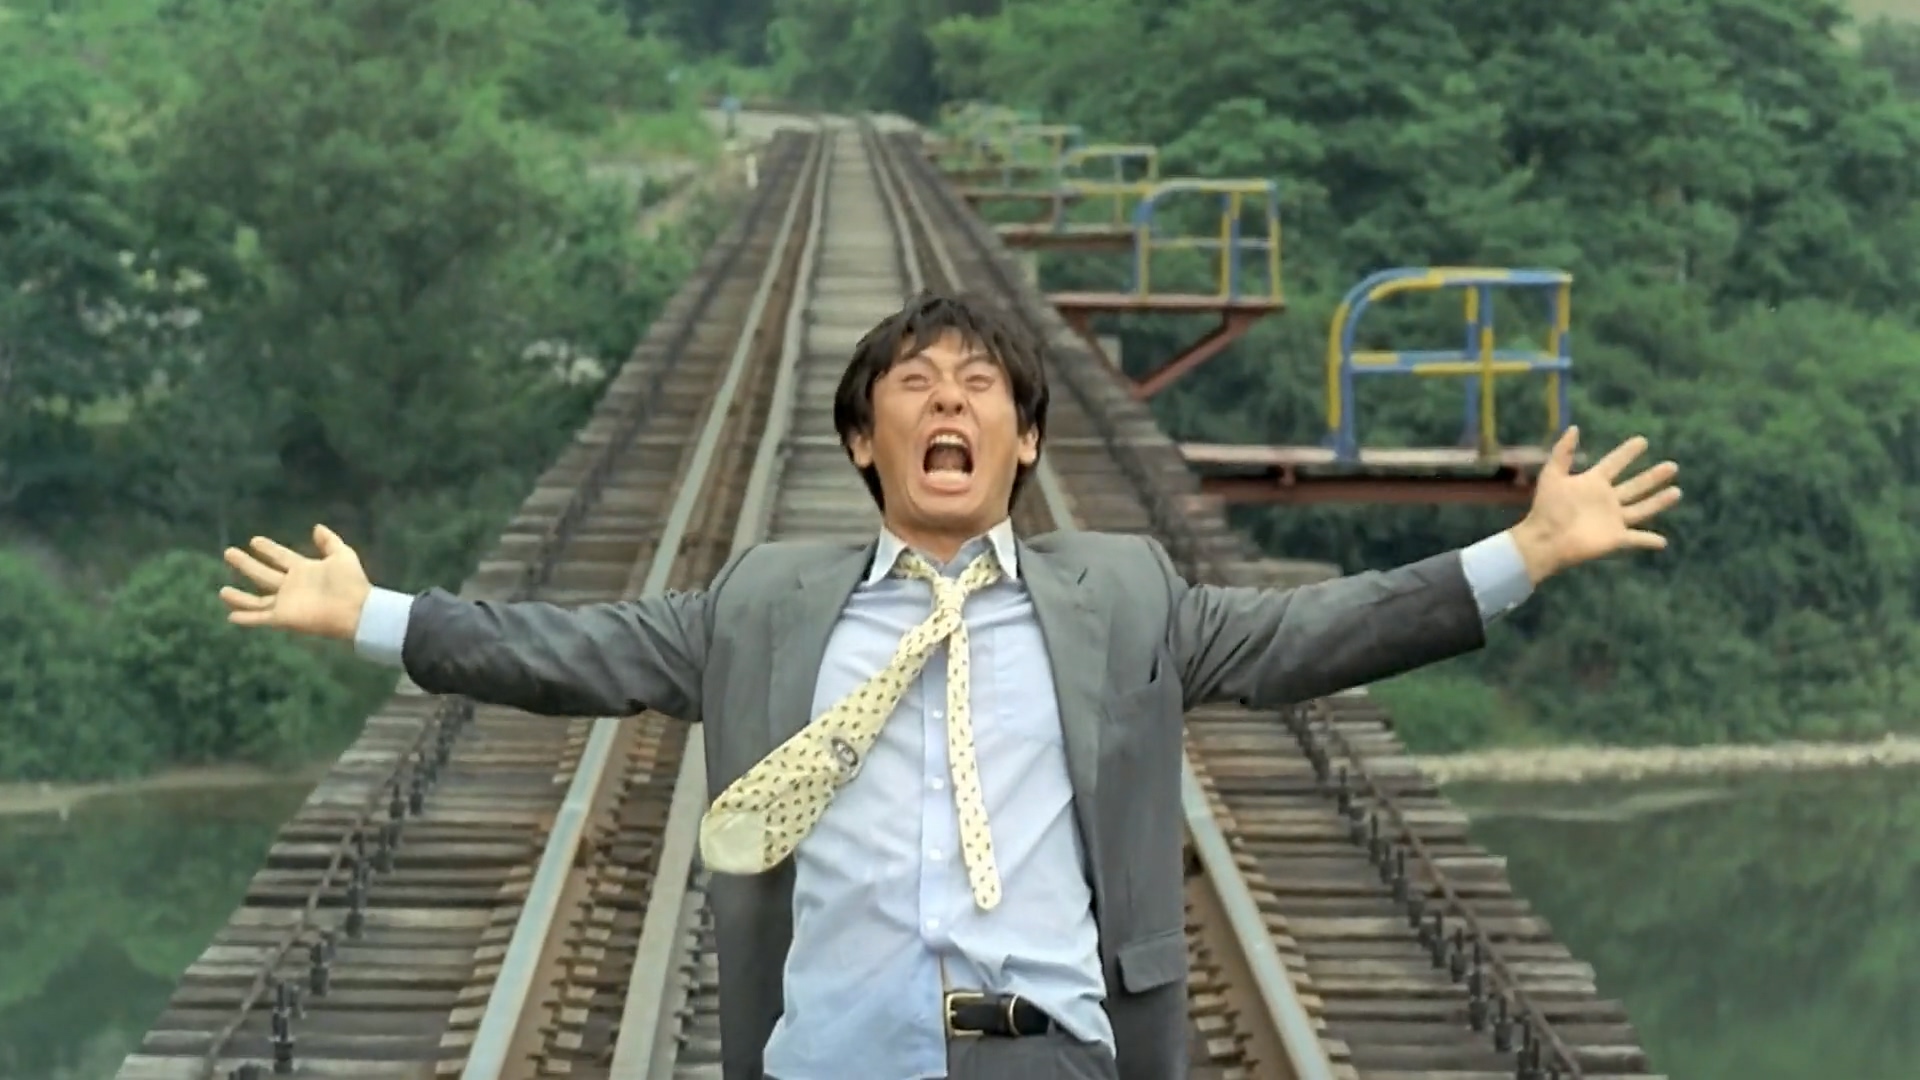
0, 783, 310, 1079
2, 769, 1914, 1078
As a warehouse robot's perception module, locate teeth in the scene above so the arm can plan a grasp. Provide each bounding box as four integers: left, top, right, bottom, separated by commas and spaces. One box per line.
931, 434, 966, 447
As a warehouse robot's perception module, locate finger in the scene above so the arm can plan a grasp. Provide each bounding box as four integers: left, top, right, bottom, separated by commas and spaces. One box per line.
314, 523, 346, 556
219, 585, 273, 612
224, 547, 286, 591
248, 535, 304, 572
1589, 435, 1649, 482
1622, 486, 1681, 526
1615, 461, 1679, 505
1546, 425, 1579, 475
1623, 529, 1668, 551
227, 607, 278, 628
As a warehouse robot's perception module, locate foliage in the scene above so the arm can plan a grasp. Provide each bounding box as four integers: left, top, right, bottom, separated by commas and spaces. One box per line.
104, 552, 349, 766
0, 45, 146, 517
0, 553, 149, 781
0, 0, 728, 779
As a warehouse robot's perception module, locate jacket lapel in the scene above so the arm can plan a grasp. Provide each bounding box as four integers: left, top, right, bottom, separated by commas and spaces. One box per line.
766, 542, 874, 746
763, 538, 1109, 825
1019, 540, 1107, 830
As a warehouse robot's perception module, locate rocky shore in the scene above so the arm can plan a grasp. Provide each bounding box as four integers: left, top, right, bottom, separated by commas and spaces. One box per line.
1418, 733, 1920, 784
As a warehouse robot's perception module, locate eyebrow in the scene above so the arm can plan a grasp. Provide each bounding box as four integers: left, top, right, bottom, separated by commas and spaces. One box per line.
895, 348, 998, 367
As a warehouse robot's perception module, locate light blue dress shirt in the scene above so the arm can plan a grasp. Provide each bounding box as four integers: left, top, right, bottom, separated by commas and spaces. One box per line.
353, 526, 1532, 1080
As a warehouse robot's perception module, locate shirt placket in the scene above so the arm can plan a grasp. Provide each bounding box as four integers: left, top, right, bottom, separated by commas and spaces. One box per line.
915, 572, 963, 948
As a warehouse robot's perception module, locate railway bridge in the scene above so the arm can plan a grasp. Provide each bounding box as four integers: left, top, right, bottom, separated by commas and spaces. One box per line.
117, 113, 1656, 1080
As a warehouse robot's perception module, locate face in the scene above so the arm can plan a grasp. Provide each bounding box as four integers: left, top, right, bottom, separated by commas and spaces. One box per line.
846, 330, 1038, 541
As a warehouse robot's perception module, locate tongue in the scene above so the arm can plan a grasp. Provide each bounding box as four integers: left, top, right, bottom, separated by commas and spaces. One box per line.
926, 446, 969, 473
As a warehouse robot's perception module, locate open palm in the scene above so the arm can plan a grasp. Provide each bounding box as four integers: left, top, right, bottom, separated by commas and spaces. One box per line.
220, 524, 373, 642
1522, 426, 1681, 577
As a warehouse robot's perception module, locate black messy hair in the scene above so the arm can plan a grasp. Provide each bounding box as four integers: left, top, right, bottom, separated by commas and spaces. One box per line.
832, 290, 1050, 512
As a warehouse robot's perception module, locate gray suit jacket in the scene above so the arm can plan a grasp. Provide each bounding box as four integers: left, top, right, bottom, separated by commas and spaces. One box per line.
402, 529, 1485, 1079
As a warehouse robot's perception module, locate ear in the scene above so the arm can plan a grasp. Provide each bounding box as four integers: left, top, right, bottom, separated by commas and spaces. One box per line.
1017, 427, 1039, 467
847, 431, 875, 469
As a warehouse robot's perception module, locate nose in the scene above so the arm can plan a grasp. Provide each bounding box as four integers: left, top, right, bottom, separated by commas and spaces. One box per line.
929, 378, 967, 415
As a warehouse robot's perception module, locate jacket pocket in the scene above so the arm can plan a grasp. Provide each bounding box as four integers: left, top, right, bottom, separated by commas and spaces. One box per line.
1116, 927, 1188, 993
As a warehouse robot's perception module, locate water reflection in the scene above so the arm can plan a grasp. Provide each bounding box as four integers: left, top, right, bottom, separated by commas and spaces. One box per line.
1458, 769, 1920, 1080
0, 785, 306, 1079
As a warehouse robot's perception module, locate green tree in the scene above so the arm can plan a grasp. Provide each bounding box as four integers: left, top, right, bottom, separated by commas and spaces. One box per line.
143, 0, 666, 586
0, 553, 146, 779
104, 551, 349, 765
0, 50, 145, 518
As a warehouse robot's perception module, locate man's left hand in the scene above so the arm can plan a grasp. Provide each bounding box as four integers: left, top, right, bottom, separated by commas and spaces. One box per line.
1509, 426, 1680, 584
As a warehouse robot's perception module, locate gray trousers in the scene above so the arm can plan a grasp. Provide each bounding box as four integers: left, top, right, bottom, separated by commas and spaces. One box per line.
946, 1029, 1120, 1080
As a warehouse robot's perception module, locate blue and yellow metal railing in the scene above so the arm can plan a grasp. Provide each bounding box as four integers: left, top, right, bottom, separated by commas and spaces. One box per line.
1325, 267, 1573, 460
1055, 144, 1160, 227
1127, 179, 1283, 304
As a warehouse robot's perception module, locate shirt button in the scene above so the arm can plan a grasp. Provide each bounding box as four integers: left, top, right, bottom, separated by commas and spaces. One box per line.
932, 709, 945, 720
925, 918, 940, 932
928, 777, 944, 790
927, 848, 943, 861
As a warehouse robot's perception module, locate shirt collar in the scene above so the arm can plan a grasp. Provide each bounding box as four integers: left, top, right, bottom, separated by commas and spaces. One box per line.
866, 519, 1019, 585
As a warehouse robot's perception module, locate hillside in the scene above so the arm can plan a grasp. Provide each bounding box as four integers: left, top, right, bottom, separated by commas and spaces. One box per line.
0, 0, 734, 781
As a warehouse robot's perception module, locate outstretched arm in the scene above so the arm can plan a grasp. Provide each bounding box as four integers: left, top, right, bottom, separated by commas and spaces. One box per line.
1158, 534, 1525, 711
1163, 427, 1681, 711
357, 577, 735, 721
221, 524, 746, 722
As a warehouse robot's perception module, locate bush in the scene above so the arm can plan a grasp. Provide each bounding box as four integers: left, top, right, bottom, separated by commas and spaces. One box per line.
0, 552, 153, 780
1372, 667, 1537, 754
104, 551, 350, 767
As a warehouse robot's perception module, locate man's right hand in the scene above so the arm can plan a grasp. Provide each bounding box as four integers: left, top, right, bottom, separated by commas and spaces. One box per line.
221, 524, 374, 642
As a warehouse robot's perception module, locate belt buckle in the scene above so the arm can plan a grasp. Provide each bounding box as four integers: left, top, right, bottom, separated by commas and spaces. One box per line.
943, 990, 988, 1038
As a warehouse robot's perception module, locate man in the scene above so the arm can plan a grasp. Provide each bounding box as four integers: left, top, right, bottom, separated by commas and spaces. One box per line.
221, 292, 1679, 1080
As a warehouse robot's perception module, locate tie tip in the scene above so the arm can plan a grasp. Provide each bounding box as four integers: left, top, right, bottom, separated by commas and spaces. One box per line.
699, 810, 778, 875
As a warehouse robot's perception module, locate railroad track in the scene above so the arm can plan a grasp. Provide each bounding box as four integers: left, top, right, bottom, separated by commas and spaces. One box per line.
119, 113, 1658, 1080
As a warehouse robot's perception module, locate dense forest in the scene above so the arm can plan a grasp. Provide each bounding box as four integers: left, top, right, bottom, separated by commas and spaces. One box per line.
9, 0, 1920, 781
0, 0, 734, 779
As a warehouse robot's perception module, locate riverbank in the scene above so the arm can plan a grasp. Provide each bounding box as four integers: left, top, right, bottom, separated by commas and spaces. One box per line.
0, 762, 328, 818
1418, 732, 1920, 783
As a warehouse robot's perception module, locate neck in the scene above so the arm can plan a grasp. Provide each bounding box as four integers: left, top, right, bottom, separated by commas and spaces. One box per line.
884, 517, 996, 564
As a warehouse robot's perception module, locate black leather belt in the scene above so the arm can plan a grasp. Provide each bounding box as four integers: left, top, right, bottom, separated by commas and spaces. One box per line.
943, 990, 1057, 1038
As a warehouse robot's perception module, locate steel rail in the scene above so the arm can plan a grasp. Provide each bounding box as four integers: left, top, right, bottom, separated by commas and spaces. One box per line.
866, 116, 1341, 1080
459, 126, 830, 1080
607, 117, 837, 1080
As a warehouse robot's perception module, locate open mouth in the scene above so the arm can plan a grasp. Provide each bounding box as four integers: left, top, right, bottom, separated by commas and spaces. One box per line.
920, 432, 974, 492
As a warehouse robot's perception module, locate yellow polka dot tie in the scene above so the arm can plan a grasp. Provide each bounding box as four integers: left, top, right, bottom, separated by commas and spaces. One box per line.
698, 549, 1007, 909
